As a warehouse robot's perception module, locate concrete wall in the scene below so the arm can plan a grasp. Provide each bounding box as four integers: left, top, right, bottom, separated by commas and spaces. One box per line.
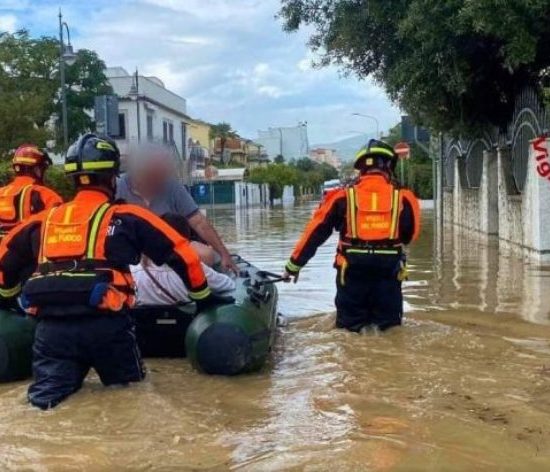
443, 138, 550, 264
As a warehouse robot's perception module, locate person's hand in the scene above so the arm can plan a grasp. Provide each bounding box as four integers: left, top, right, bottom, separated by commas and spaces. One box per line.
221, 253, 239, 275
282, 270, 299, 284
196, 293, 235, 312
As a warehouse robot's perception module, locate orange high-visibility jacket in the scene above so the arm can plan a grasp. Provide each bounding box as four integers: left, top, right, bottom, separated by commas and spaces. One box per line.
287, 174, 420, 272
0, 176, 62, 238
0, 190, 210, 313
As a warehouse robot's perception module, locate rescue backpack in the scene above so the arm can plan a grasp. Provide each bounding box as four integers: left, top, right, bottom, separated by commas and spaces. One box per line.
22, 201, 135, 316
0, 183, 33, 238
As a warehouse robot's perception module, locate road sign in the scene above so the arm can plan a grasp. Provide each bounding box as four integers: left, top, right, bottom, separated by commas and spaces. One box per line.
394, 141, 411, 159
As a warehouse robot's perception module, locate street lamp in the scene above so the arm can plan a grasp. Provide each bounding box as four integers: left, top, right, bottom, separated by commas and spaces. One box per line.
351, 113, 380, 138
59, 10, 77, 149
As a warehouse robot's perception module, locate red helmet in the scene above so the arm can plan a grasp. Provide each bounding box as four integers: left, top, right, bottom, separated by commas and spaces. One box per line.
12, 145, 52, 172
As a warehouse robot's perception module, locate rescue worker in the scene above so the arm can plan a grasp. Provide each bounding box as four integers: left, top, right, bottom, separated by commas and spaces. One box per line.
0, 134, 232, 409
283, 140, 421, 332
0, 145, 62, 240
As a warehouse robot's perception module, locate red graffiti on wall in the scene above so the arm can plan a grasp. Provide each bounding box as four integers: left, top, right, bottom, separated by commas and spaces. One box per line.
533, 137, 550, 180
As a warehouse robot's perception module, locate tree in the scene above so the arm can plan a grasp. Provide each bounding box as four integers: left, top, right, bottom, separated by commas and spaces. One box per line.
63, 49, 112, 142
280, 0, 550, 134
209, 122, 237, 165
274, 154, 285, 164
249, 163, 298, 205
0, 30, 111, 156
385, 124, 433, 198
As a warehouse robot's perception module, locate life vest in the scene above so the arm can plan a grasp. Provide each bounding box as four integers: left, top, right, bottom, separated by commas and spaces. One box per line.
0, 183, 33, 238
343, 174, 402, 249
22, 201, 135, 316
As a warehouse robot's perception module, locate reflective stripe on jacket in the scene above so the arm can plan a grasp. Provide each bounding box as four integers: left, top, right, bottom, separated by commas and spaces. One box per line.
0, 189, 210, 310
287, 174, 421, 271
0, 176, 62, 238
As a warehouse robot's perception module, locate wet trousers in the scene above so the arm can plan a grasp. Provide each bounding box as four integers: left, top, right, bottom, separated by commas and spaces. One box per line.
335, 259, 403, 332
28, 315, 145, 409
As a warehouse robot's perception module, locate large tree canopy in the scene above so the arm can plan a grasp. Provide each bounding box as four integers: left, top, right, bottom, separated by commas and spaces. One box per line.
280, 0, 550, 134
0, 30, 111, 156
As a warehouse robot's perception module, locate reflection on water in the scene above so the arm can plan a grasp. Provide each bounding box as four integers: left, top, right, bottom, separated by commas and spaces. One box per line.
1, 202, 550, 470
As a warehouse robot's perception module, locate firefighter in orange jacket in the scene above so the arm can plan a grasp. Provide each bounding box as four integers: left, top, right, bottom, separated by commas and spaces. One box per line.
284, 140, 421, 332
0, 145, 62, 240
0, 134, 232, 409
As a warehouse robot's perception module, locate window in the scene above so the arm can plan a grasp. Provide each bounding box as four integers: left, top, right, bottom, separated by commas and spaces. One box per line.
117, 113, 126, 139
146, 113, 154, 140
181, 122, 187, 158
163, 121, 168, 142
168, 122, 174, 143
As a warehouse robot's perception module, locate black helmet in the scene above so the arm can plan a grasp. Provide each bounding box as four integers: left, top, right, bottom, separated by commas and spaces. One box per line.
354, 139, 397, 171
64, 133, 120, 176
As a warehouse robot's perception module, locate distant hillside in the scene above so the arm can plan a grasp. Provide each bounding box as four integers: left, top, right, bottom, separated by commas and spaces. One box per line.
312, 134, 375, 161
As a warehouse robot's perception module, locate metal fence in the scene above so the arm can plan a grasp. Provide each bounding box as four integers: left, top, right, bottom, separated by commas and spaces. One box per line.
442, 87, 550, 194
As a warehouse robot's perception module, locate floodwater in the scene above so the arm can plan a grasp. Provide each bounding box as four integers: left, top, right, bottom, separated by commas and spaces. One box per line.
2, 202, 550, 470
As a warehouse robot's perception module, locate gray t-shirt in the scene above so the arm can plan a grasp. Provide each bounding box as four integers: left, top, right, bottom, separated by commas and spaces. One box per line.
116, 174, 199, 218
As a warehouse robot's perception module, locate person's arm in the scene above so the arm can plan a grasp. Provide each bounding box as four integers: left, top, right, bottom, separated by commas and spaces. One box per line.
399, 190, 421, 244
115, 205, 211, 301
171, 183, 237, 274
283, 190, 345, 282
203, 264, 236, 293
0, 218, 41, 300
187, 211, 237, 274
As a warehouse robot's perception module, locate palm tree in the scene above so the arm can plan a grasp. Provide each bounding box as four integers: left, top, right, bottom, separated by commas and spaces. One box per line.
209, 122, 237, 165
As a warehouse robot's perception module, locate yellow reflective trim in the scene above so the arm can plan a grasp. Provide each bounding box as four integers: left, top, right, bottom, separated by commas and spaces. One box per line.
0, 283, 21, 298
189, 287, 211, 301
340, 259, 347, 285
389, 190, 400, 239
346, 249, 400, 255
368, 147, 395, 158
286, 260, 301, 273
62, 203, 75, 225
347, 188, 357, 238
355, 148, 368, 161
18, 185, 32, 221
371, 191, 378, 211
86, 203, 110, 259
39, 207, 57, 263
82, 161, 115, 170
65, 161, 115, 172
96, 141, 115, 151
13, 157, 39, 164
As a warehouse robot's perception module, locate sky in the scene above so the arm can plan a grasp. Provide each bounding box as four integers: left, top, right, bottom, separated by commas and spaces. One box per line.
0, 0, 400, 144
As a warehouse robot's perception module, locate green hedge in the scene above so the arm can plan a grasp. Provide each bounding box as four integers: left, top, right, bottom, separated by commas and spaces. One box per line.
0, 161, 75, 201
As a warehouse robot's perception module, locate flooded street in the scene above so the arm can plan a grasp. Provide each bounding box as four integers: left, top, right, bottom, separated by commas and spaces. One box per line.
2, 202, 550, 470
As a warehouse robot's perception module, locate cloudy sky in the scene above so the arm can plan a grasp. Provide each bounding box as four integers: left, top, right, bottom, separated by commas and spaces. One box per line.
0, 0, 400, 144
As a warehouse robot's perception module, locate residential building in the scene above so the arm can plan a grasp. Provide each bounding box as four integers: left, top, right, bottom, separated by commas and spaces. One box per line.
188, 119, 212, 170
105, 67, 191, 164
309, 147, 342, 169
256, 123, 309, 161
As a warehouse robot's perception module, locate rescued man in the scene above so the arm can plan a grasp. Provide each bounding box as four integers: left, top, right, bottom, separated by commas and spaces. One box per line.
116, 143, 237, 272
283, 140, 421, 332
131, 214, 235, 305
0, 134, 232, 409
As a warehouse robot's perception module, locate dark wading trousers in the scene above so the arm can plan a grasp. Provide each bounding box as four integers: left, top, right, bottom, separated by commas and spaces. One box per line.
335, 255, 403, 332
28, 315, 145, 410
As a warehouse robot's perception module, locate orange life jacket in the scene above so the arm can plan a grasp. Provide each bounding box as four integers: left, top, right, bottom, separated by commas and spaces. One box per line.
0, 182, 34, 237
25, 200, 136, 315
344, 174, 402, 245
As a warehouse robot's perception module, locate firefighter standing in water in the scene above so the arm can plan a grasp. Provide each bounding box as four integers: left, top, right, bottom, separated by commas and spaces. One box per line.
284, 140, 421, 332
0, 134, 232, 409
0, 145, 62, 240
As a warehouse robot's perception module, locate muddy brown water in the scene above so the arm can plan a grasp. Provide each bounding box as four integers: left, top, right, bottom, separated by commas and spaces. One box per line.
2, 202, 550, 471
